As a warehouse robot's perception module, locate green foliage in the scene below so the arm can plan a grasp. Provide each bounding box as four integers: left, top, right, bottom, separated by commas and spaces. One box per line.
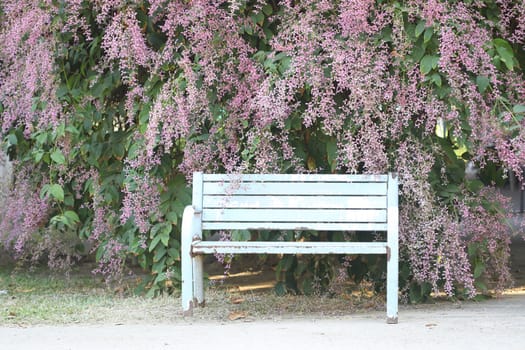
1, 0, 523, 300
493, 38, 517, 70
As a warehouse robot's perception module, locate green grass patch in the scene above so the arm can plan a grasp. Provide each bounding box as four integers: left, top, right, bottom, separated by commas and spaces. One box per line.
0, 265, 181, 325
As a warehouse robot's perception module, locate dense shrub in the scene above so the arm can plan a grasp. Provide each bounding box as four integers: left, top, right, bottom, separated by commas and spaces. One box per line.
1, 0, 524, 299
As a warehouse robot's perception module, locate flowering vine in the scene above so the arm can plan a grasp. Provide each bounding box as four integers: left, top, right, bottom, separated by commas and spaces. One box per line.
1, 0, 524, 299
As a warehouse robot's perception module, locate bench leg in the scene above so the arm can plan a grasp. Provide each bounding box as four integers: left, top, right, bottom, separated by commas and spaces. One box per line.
181, 206, 195, 316
386, 247, 399, 324
193, 255, 204, 306
386, 173, 399, 324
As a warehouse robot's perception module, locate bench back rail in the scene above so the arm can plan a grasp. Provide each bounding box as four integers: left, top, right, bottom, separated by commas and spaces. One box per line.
181, 172, 398, 323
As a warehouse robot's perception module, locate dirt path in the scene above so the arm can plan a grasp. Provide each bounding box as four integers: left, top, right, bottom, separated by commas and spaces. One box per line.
1, 293, 524, 350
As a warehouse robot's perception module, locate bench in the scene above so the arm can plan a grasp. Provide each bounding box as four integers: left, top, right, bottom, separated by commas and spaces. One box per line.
181, 172, 399, 323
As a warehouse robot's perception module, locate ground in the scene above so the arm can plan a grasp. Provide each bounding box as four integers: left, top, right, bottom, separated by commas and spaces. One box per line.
0, 226, 524, 349
1, 293, 525, 349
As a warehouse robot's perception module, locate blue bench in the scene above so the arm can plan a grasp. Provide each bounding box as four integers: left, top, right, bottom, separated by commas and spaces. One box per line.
181, 172, 399, 323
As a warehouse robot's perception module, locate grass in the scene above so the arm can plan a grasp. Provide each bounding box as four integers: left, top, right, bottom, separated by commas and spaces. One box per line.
2, 240, 524, 326
0, 265, 184, 325
0, 263, 387, 326
3, 261, 524, 326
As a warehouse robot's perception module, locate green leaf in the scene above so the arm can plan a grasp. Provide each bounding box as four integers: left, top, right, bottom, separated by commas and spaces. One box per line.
252, 12, 264, 25
33, 150, 44, 162
494, 38, 515, 70
6, 133, 17, 145
301, 278, 314, 296
63, 210, 80, 224
411, 45, 425, 62
150, 222, 171, 248
113, 143, 125, 159
262, 4, 273, 16
35, 133, 48, 145
512, 105, 525, 114
54, 123, 65, 139
274, 282, 287, 296
95, 245, 105, 262
40, 185, 49, 199
431, 73, 442, 87
326, 138, 337, 171
127, 142, 140, 160
468, 243, 479, 257
149, 235, 162, 252
232, 230, 251, 241
476, 76, 490, 93
150, 222, 166, 238
50, 149, 66, 165
166, 212, 178, 225
153, 246, 167, 263
423, 27, 433, 43
475, 280, 487, 292
50, 214, 67, 226
160, 230, 170, 247
473, 262, 485, 279
147, 32, 166, 50
50, 212, 78, 228
279, 56, 291, 74
415, 20, 426, 38
152, 257, 166, 274
65, 125, 80, 135
49, 184, 65, 201
244, 25, 253, 35
493, 38, 513, 52
153, 272, 168, 284
409, 284, 423, 303
420, 55, 439, 75
466, 179, 483, 193
167, 247, 180, 259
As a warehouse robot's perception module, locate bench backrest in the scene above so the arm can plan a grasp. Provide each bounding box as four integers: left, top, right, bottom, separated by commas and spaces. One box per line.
192, 173, 397, 232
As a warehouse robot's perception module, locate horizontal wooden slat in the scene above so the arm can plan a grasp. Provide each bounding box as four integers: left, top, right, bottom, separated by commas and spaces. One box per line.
203, 174, 388, 183
192, 241, 388, 255
203, 195, 387, 209
203, 208, 386, 223
203, 182, 387, 196
202, 222, 387, 231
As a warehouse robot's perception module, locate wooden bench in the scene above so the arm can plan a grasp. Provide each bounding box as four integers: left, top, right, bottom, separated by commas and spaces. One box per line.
181, 172, 399, 323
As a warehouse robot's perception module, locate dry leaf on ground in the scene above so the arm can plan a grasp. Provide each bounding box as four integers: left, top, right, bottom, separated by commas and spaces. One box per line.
228, 311, 247, 321
230, 297, 245, 304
